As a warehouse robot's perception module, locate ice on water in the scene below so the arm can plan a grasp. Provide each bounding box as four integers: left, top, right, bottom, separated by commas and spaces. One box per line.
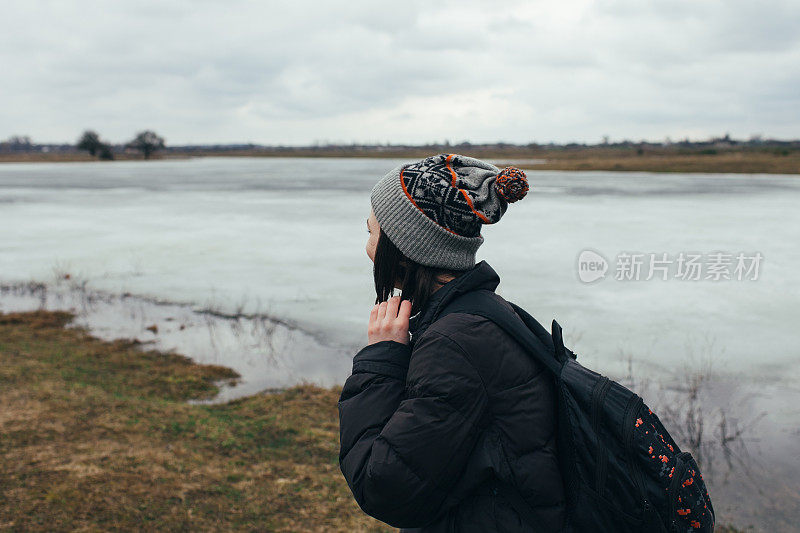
2, 157, 799, 389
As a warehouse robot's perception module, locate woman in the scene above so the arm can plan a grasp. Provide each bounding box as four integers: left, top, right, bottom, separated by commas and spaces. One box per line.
338, 154, 565, 532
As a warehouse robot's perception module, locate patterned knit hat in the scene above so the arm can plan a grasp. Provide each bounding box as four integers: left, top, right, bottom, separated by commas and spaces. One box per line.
370, 153, 529, 269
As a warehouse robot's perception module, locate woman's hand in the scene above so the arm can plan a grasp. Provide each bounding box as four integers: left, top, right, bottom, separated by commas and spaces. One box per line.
368, 296, 412, 345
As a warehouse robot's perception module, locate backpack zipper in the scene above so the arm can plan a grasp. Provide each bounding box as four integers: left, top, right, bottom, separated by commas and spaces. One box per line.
591, 377, 612, 496
623, 395, 648, 505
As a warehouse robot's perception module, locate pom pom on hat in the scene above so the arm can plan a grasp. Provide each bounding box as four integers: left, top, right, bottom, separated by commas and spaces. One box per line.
495, 167, 529, 203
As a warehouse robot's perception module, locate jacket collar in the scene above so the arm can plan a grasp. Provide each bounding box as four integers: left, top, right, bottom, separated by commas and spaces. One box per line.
408, 260, 501, 345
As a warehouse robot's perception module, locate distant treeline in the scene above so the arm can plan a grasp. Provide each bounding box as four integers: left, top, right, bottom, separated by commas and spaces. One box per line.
170, 133, 800, 152
2, 133, 798, 158
1, 130, 165, 160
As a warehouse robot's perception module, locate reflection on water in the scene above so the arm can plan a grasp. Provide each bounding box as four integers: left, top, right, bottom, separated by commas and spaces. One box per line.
0, 278, 353, 403
615, 355, 800, 532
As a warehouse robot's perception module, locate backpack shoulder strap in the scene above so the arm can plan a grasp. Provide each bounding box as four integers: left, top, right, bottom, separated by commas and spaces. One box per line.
437, 290, 564, 376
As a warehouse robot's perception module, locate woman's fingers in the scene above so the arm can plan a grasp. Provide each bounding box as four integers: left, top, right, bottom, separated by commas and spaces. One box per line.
397, 298, 412, 320
366, 296, 411, 345
385, 295, 400, 320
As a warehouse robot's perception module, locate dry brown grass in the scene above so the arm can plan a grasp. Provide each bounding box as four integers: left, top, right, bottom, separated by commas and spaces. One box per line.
184, 146, 800, 174
514, 149, 800, 174
0, 310, 391, 532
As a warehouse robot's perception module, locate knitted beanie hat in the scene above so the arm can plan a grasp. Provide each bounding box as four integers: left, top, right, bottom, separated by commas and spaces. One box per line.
370, 153, 529, 270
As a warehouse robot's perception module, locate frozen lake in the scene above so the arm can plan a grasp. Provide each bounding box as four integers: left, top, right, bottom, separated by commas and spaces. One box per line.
1, 157, 799, 529
2, 157, 798, 380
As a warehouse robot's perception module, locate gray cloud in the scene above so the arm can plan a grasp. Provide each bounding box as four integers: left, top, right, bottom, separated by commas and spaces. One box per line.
0, 0, 798, 144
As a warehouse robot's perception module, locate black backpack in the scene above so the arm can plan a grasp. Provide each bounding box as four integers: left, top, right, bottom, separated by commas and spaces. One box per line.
439, 289, 715, 533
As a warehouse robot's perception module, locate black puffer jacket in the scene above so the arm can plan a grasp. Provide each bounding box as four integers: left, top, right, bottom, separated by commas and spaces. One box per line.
338, 260, 565, 532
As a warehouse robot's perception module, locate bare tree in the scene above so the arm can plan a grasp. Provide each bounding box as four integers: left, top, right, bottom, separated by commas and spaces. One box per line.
127, 130, 165, 160
3, 135, 33, 152
77, 130, 103, 156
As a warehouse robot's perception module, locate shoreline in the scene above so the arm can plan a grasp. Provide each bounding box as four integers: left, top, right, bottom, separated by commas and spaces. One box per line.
0, 309, 390, 532
2, 280, 800, 529
0, 309, 760, 531
0, 278, 355, 402
1, 148, 798, 174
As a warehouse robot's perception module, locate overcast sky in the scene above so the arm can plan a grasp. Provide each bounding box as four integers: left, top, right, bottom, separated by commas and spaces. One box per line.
1, 0, 798, 145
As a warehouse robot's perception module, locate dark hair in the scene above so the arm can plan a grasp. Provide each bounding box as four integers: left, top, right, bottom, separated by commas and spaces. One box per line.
373, 228, 466, 317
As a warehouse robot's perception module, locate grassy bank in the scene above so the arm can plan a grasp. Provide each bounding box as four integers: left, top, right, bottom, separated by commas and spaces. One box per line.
511, 147, 800, 174
0, 310, 389, 531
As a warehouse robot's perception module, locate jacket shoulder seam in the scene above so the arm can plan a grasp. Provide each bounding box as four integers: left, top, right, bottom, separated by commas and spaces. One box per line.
419, 312, 495, 348
421, 329, 490, 398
